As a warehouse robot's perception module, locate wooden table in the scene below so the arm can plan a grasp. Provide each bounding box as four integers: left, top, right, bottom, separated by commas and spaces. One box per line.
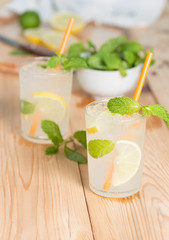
0, 6, 169, 240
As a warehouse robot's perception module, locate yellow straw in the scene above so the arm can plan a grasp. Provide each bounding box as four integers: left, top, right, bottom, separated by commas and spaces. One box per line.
133, 52, 153, 101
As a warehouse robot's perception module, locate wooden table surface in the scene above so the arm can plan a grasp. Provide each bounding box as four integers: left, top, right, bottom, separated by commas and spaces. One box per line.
0, 6, 169, 240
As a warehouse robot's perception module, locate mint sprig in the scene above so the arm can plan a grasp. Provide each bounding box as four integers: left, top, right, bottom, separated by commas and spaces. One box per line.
41, 120, 87, 163
88, 140, 115, 159
108, 96, 141, 115
21, 100, 35, 114
107, 96, 169, 127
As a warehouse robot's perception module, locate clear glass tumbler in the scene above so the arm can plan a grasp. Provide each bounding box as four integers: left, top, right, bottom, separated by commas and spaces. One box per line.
19, 57, 73, 144
85, 99, 146, 198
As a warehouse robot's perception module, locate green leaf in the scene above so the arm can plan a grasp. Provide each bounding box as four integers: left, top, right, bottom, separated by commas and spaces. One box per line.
87, 54, 107, 70
45, 146, 58, 155
102, 53, 122, 70
119, 68, 127, 77
87, 40, 96, 51
41, 120, 63, 143
63, 57, 88, 70
120, 41, 143, 53
20, 100, 35, 114
51, 136, 59, 147
64, 144, 87, 163
37, 64, 47, 69
134, 55, 143, 66
46, 56, 59, 68
73, 131, 87, 149
88, 140, 115, 159
99, 36, 127, 53
67, 43, 87, 57
142, 105, 169, 127
10, 49, 32, 55
123, 51, 136, 66
108, 96, 141, 115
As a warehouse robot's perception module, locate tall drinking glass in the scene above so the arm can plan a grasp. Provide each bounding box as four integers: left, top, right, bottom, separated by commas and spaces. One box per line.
19, 57, 73, 144
85, 99, 146, 198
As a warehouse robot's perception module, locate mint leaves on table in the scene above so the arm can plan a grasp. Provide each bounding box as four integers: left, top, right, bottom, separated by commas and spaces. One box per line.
38, 37, 155, 77
21, 100, 35, 114
142, 105, 169, 127
107, 96, 169, 127
41, 120, 87, 163
88, 140, 115, 159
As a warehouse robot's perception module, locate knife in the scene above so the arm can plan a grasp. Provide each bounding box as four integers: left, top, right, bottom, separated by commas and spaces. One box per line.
0, 35, 55, 56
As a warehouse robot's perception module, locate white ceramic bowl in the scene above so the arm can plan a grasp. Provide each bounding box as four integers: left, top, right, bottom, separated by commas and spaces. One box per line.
75, 64, 143, 99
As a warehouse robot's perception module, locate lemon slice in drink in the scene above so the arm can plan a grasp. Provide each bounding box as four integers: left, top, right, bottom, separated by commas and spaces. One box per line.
33, 92, 67, 122
41, 30, 78, 51
50, 12, 85, 34
86, 126, 99, 134
112, 140, 141, 187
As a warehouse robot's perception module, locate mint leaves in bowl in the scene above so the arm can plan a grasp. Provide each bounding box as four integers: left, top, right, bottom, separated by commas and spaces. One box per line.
67, 37, 155, 98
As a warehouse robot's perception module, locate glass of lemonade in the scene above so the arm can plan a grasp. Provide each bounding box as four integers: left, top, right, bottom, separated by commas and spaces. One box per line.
19, 57, 73, 144
85, 99, 146, 198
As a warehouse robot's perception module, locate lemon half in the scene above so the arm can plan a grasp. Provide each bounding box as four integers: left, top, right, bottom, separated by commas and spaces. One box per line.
50, 12, 85, 34
33, 92, 67, 123
111, 140, 141, 187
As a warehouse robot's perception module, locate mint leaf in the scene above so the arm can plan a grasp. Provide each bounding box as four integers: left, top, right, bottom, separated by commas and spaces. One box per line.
123, 51, 135, 66
87, 40, 96, 51
41, 120, 63, 143
102, 53, 122, 70
87, 55, 107, 70
38, 64, 47, 69
142, 105, 169, 127
64, 144, 87, 163
108, 96, 141, 115
88, 140, 115, 159
120, 41, 143, 53
67, 43, 86, 57
63, 57, 88, 70
51, 136, 59, 147
99, 36, 127, 53
46, 56, 59, 68
21, 100, 35, 114
46, 146, 58, 155
10, 49, 31, 55
119, 68, 127, 77
73, 131, 87, 149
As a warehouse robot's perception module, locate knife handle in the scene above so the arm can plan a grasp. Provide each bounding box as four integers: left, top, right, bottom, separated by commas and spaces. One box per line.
19, 42, 55, 56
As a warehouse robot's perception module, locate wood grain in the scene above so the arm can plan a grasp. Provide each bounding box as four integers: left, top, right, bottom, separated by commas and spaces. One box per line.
0, 73, 94, 240
70, 88, 169, 240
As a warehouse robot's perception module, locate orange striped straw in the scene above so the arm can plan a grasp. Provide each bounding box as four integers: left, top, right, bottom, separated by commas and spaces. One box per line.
29, 18, 75, 137
133, 52, 153, 101
103, 52, 153, 191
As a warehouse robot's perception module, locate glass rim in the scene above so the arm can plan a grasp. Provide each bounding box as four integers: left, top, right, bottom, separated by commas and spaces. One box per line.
85, 98, 146, 123
19, 57, 73, 76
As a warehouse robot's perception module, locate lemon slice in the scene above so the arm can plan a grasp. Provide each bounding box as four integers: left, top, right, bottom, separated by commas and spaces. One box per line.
33, 92, 67, 123
50, 12, 85, 34
111, 140, 141, 187
23, 27, 47, 44
86, 126, 98, 134
41, 30, 78, 51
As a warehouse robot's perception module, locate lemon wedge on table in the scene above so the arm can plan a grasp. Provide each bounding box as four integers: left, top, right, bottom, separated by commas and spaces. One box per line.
33, 92, 67, 123
41, 30, 78, 51
23, 27, 48, 44
23, 28, 78, 51
111, 140, 141, 187
50, 12, 85, 34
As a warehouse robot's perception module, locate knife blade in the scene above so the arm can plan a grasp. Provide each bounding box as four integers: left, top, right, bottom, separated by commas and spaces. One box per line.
0, 35, 55, 56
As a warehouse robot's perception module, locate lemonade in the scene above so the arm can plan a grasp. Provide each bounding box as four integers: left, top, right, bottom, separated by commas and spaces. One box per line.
85, 99, 146, 198
20, 57, 72, 144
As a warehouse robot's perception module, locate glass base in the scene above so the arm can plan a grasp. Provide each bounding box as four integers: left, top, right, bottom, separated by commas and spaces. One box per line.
22, 134, 52, 144
90, 184, 140, 198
